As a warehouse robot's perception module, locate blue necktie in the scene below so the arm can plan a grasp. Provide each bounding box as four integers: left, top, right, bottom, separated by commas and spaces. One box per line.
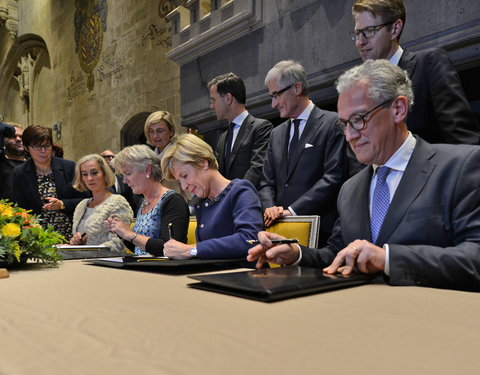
288, 119, 301, 164
371, 166, 391, 243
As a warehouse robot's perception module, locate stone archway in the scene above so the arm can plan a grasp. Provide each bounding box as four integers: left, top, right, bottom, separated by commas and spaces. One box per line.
0, 33, 52, 127
120, 111, 151, 148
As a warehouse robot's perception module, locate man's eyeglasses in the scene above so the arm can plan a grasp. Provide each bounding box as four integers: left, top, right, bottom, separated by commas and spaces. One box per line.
336, 98, 394, 134
102, 155, 115, 160
350, 21, 395, 41
30, 144, 52, 151
269, 83, 294, 100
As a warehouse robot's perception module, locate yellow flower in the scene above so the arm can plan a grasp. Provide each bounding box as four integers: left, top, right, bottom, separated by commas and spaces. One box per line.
1, 206, 14, 218
2, 223, 21, 237
12, 243, 21, 262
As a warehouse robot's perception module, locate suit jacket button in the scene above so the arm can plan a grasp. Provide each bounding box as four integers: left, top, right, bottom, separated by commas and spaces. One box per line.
284, 184, 288, 187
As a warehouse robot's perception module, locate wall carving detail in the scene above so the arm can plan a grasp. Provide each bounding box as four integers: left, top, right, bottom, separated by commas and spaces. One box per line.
97, 49, 124, 82
66, 71, 87, 105
141, 24, 172, 48
0, 1, 18, 39
74, 0, 107, 91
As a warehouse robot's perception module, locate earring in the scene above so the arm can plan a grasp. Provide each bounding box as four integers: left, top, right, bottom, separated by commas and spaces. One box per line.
146, 174, 150, 179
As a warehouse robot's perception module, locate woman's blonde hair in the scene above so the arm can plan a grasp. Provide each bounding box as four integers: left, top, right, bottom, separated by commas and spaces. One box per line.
144, 111, 177, 146
73, 154, 116, 192
111, 144, 163, 182
161, 134, 218, 180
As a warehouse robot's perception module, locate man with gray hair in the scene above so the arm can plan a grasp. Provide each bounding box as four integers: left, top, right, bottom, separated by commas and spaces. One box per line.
258, 60, 347, 246
248, 59, 480, 291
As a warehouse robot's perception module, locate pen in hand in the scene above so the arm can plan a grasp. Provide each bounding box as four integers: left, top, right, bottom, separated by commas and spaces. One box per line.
247, 238, 299, 245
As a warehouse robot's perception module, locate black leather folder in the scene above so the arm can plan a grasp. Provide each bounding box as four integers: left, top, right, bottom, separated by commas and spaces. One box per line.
84, 256, 246, 269
188, 266, 371, 302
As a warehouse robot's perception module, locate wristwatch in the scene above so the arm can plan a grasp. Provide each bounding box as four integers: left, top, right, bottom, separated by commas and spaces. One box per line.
59, 201, 65, 210
189, 247, 198, 258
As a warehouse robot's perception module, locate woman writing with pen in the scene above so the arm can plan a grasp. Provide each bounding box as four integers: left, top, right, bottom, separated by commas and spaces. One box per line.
104, 145, 189, 255
160, 134, 263, 260
70, 154, 133, 251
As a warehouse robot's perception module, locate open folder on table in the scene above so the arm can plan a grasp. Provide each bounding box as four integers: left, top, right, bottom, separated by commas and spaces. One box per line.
54, 245, 129, 260
84, 256, 246, 269
188, 266, 371, 302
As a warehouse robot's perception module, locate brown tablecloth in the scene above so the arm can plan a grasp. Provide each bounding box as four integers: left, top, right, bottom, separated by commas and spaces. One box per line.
1, 260, 478, 374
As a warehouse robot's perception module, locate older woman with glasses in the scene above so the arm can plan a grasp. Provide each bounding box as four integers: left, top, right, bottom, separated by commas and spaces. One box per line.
12, 125, 87, 239
161, 134, 263, 259
104, 144, 189, 256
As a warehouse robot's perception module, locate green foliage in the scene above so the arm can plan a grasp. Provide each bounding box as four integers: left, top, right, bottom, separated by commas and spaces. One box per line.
0, 199, 64, 266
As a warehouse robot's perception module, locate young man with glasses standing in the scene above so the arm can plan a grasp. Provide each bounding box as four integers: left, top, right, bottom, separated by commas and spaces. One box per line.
249, 59, 480, 292
351, 0, 480, 145
258, 60, 347, 246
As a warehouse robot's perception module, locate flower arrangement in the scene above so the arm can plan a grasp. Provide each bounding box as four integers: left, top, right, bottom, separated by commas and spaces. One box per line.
0, 199, 64, 266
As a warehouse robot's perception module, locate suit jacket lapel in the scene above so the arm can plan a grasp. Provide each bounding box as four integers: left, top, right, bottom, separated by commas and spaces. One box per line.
228, 115, 253, 173
355, 166, 374, 240
398, 50, 417, 78
217, 130, 227, 174
376, 139, 436, 244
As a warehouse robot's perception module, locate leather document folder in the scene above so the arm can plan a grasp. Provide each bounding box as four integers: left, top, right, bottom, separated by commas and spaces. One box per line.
188, 266, 371, 302
84, 256, 246, 270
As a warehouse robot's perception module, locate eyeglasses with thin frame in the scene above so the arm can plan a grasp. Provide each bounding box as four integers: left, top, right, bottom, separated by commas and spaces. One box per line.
350, 21, 395, 41
102, 154, 115, 160
336, 98, 394, 134
269, 83, 294, 100
30, 144, 53, 151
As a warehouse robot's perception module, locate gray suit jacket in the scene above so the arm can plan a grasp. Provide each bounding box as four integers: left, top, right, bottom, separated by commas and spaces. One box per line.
301, 137, 480, 291
215, 114, 272, 188
258, 105, 346, 235
399, 48, 480, 144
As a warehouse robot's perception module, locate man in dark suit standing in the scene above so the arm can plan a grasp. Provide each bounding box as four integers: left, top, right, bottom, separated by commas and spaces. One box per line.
208, 73, 272, 188
351, 0, 480, 144
248, 59, 480, 292
258, 60, 346, 245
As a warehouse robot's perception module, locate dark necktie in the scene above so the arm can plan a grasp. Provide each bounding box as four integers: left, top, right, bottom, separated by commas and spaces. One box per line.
224, 122, 236, 169
288, 119, 301, 163
370, 166, 391, 243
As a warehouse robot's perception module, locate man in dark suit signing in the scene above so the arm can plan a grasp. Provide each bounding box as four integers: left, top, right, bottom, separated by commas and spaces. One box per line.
351, 0, 480, 144
258, 60, 346, 246
208, 73, 272, 188
248, 59, 480, 292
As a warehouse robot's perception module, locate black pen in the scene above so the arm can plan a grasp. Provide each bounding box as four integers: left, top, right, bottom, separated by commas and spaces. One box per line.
81, 232, 87, 239
247, 238, 299, 245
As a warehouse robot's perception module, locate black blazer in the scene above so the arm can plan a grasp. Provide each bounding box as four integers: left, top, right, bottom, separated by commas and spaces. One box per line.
12, 156, 88, 217
258, 105, 346, 235
399, 48, 480, 144
215, 114, 272, 188
301, 137, 480, 291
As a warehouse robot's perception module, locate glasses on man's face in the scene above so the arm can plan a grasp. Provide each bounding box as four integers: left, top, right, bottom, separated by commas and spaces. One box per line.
102, 155, 114, 160
336, 98, 394, 134
269, 83, 294, 100
350, 21, 394, 41
30, 144, 52, 151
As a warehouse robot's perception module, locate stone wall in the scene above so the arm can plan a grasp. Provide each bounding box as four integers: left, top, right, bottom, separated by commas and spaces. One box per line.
170, 0, 480, 143
0, 0, 181, 162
